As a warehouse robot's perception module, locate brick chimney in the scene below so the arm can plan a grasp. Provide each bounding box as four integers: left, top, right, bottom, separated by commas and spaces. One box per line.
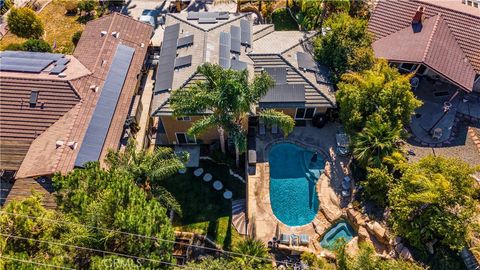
412, 6, 424, 24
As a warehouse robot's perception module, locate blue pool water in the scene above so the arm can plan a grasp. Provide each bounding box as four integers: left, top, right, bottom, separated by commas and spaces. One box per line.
320, 220, 356, 250
269, 143, 325, 226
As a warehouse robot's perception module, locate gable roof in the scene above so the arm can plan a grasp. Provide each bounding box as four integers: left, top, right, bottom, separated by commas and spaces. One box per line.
372, 14, 477, 91
369, 0, 480, 74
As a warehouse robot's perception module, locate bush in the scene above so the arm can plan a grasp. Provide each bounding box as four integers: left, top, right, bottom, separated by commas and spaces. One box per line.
78, 0, 96, 13
71, 30, 82, 45
21, 39, 52, 52
4, 43, 23, 51
7, 7, 44, 38
63, 0, 79, 14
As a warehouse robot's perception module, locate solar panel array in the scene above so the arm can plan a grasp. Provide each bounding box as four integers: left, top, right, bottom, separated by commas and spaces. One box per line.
175, 55, 192, 69
0, 51, 68, 73
297, 52, 318, 72
230, 25, 241, 54
177, 35, 194, 48
260, 84, 305, 103
187, 12, 229, 21
155, 23, 180, 94
240, 19, 252, 47
74, 44, 135, 168
219, 32, 231, 69
199, 17, 217, 24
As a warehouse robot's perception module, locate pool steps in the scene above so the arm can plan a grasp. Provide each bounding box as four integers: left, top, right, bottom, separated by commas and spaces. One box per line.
232, 199, 250, 235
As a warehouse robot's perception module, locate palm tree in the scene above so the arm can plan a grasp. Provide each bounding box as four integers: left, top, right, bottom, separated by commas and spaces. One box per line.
105, 139, 188, 216
233, 238, 270, 269
170, 63, 295, 167
352, 116, 401, 168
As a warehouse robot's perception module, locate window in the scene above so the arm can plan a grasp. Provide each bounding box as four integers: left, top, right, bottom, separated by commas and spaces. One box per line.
176, 133, 196, 144
399, 63, 418, 72
416, 65, 427, 76
176, 116, 191, 121
295, 108, 316, 119
464, 0, 479, 7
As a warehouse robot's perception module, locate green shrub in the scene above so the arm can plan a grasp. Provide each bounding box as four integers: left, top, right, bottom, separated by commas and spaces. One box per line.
71, 30, 82, 45
7, 7, 44, 38
4, 42, 23, 51
21, 39, 52, 52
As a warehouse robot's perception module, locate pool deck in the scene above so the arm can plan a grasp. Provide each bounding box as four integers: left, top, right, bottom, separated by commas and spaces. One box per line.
247, 122, 352, 254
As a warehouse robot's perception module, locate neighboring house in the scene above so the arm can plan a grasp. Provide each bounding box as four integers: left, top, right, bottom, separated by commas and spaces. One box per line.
150, 12, 335, 146
369, 0, 480, 93
0, 12, 153, 207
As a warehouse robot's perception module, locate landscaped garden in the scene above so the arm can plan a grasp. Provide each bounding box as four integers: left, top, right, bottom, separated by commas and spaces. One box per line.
164, 159, 246, 250
0, 0, 84, 53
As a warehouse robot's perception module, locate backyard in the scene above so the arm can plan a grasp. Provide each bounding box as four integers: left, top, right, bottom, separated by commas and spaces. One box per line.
0, 0, 84, 53
163, 160, 245, 250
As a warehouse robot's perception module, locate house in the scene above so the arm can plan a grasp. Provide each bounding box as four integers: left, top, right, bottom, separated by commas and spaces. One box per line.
150, 12, 335, 148
0, 13, 153, 207
368, 0, 480, 144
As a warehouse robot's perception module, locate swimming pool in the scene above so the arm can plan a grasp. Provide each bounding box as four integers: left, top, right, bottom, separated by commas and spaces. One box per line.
320, 220, 356, 250
269, 143, 325, 226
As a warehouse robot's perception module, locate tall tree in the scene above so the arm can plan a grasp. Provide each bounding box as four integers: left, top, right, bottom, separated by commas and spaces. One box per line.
170, 63, 295, 167
314, 12, 374, 82
233, 238, 271, 269
53, 163, 176, 266
336, 60, 421, 134
105, 139, 187, 215
388, 156, 479, 252
7, 7, 44, 38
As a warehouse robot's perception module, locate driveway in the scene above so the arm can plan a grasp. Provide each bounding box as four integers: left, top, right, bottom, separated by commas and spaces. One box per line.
121, 0, 170, 46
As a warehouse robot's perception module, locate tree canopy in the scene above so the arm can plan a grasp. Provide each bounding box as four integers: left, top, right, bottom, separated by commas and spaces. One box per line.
20, 39, 52, 52
170, 63, 294, 166
53, 162, 176, 266
336, 60, 421, 134
314, 12, 374, 82
388, 156, 480, 252
7, 7, 44, 38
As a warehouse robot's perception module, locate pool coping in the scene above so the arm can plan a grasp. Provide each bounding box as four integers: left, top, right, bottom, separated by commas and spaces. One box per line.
262, 138, 333, 230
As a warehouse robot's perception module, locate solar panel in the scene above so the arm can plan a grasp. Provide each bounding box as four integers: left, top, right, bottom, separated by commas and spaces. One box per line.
264, 67, 287, 84
74, 44, 135, 168
187, 12, 200, 20
219, 32, 231, 69
186, 12, 228, 20
231, 59, 247, 71
0, 57, 54, 73
297, 52, 318, 72
0, 51, 64, 60
260, 84, 305, 103
154, 23, 180, 93
0, 64, 46, 73
198, 17, 217, 24
230, 25, 241, 54
49, 64, 67, 74
217, 12, 229, 20
175, 55, 192, 69
29, 91, 38, 106
177, 35, 194, 48
240, 19, 252, 46
55, 58, 70, 65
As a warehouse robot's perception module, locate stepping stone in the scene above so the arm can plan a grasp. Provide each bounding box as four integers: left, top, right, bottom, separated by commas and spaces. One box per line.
213, 180, 223, 190
178, 168, 187, 174
223, 190, 232, 199
193, 168, 204, 177
203, 173, 212, 182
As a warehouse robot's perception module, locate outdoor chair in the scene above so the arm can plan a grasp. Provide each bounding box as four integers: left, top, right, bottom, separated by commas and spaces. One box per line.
410, 77, 420, 91
299, 234, 309, 246
279, 234, 290, 245
290, 234, 299, 246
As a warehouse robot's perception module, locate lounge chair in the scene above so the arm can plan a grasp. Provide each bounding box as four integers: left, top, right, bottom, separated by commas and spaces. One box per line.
279, 234, 290, 245
259, 119, 266, 135
271, 124, 278, 134
299, 234, 309, 246
290, 234, 299, 246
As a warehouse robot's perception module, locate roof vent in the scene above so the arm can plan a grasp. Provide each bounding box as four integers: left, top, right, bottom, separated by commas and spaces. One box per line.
58, 73, 66, 78
29, 91, 38, 107
101, 30, 107, 36
56, 140, 64, 148
112, 31, 120, 38
67, 141, 78, 150
141, 43, 145, 48
89, 84, 96, 90
102, 59, 107, 66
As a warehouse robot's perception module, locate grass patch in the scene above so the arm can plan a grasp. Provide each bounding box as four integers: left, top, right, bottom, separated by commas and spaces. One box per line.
163, 160, 245, 250
271, 8, 298, 31
0, 0, 84, 53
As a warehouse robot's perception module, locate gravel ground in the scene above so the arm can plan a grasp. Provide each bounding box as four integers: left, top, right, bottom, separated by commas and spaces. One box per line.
404, 122, 480, 167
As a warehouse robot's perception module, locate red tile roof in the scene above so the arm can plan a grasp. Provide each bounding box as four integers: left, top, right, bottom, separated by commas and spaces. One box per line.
372, 14, 477, 91
369, 0, 480, 74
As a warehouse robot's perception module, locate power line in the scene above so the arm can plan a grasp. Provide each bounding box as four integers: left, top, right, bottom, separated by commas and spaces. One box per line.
0, 255, 76, 270
0, 211, 277, 264
0, 233, 199, 270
